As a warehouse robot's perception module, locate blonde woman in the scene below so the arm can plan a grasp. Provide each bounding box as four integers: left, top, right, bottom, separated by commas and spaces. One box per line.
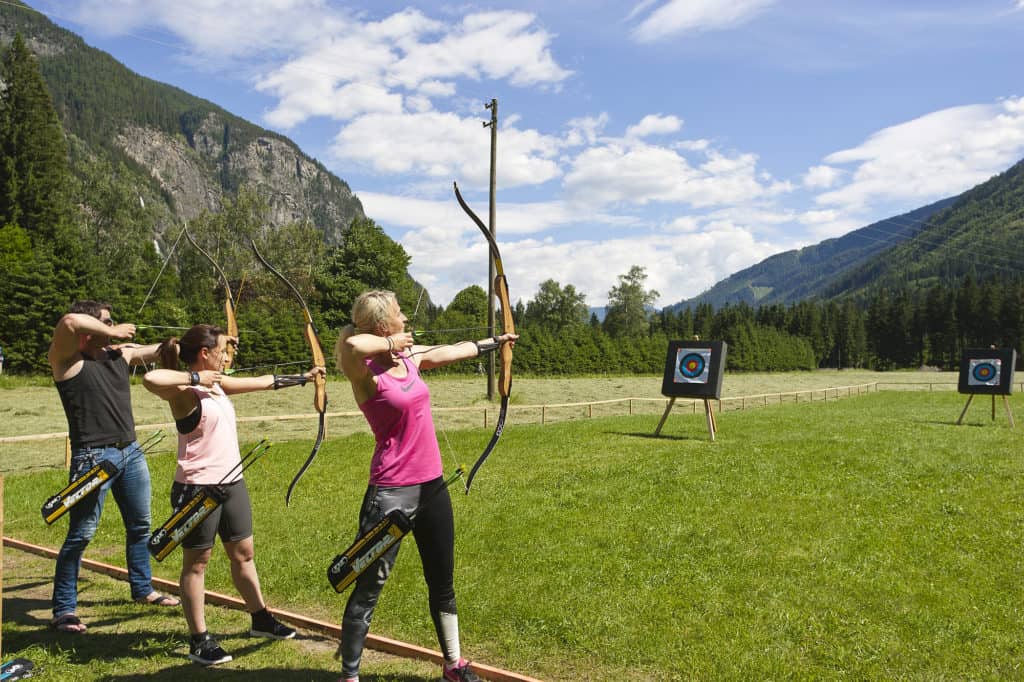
334, 290, 516, 682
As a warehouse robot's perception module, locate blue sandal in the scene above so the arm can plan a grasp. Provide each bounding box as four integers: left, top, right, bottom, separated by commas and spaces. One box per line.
51, 613, 87, 633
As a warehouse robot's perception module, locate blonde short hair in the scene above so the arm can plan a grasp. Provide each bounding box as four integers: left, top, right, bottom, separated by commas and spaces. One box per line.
334, 290, 399, 373
352, 290, 398, 334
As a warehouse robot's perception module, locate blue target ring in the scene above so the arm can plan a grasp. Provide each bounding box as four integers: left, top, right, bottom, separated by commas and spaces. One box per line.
972, 362, 997, 382
679, 352, 706, 379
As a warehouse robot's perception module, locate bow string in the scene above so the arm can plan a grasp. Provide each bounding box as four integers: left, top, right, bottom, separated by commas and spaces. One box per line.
249, 239, 328, 505
184, 226, 238, 371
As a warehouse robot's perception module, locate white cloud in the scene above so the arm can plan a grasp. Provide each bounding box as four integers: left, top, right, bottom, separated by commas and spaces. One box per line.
796, 209, 862, 240
359, 191, 784, 306
803, 165, 842, 189
626, 114, 684, 139
816, 97, 1024, 212
254, 9, 570, 128
394, 12, 572, 89
565, 114, 610, 147
331, 112, 563, 187
564, 141, 787, 209
666, 216, 701, 233
629, 0, 776, 43
404, 230, 782, 307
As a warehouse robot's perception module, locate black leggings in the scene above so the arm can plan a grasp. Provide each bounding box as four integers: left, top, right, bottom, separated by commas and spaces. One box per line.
338, 477, 456, 677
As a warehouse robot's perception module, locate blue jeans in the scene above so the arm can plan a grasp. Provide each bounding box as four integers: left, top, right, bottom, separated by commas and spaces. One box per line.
52, 441, 154, 617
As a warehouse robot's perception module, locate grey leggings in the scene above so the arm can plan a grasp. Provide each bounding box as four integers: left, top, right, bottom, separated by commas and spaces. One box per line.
339, 477, 457, 677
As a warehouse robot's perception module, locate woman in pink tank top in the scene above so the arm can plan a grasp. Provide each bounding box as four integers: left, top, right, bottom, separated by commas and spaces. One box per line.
144, 324, 324, 666
334, 290, 516, 682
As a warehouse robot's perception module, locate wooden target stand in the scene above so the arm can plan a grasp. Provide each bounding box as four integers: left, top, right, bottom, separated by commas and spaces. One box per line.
654, 396, 718, 441
955, 348, 1017, 428
955, 394, 1015, 427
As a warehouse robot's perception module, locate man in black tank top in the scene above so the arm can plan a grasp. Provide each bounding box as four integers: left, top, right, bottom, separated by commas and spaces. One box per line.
47, 300, 180, 633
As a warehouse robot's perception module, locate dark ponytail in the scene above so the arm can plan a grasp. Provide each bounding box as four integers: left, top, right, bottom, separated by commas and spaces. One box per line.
159, 324, 224, 368
158, 337, 181, 369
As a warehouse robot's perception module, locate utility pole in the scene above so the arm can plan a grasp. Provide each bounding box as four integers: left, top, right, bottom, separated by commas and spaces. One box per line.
484, 99, 498, 400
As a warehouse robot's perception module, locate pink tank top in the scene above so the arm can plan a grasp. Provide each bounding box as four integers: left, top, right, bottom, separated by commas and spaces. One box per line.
359, 353, 442, 486
175, 385, 242, 485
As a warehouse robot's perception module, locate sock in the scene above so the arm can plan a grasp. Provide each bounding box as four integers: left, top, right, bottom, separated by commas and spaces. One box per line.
437, 611, 461, 665
251, 607, 275, 629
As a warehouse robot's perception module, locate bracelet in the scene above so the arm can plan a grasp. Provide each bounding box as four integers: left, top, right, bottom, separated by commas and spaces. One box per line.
189, 371, 200, 386
472, 340, 482, 357
385, 336, 394, 352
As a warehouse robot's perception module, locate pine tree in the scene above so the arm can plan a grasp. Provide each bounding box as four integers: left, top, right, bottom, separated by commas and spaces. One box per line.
0, 33, 83, 371
0, 34, 75, 252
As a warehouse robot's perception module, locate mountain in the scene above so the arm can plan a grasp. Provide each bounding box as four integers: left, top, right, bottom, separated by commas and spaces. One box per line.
671, 157, 1024, 310
0, 1, 364, 245
821, 158, 1024, 299
670, 197, 957, 310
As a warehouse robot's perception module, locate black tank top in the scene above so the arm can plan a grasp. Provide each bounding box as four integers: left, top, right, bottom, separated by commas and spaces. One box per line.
55, 349, 136, 448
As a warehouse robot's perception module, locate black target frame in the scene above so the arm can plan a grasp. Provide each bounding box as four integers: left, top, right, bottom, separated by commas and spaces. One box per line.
957, 348, 1016, 395
661, 340, 727, 399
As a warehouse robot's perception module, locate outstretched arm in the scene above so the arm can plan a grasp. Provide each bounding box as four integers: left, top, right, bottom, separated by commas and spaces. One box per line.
219, 366, 325, 396
417, 333, 518, 370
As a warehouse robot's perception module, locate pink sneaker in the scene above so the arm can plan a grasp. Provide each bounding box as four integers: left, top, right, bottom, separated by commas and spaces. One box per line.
443, 660, 482, 682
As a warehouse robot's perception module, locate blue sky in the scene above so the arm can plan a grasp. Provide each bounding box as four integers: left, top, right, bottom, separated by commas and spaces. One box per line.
27, 0, 1024, 307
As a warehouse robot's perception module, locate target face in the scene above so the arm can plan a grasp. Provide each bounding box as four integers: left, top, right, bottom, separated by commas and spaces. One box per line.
968, 359, 1000, 386
674, 348, 711, 384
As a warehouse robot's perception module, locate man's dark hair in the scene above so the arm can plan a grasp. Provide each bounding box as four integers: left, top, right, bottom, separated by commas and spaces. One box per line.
69, 300, 113, 319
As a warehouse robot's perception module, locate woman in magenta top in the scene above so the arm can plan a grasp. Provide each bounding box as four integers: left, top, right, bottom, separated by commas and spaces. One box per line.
144, 324, 324, 666
334, 290, 516, 682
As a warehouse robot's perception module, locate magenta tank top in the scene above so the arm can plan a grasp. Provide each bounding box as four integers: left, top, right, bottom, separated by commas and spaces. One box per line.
175, 385, 242, 485
358, 353, 442, 486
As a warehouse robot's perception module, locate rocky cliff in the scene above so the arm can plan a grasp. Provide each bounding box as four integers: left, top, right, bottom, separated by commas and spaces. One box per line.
1, 0, 364, 245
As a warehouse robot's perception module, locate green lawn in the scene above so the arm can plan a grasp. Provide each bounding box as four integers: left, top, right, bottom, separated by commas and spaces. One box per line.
3, 387, 1023, 680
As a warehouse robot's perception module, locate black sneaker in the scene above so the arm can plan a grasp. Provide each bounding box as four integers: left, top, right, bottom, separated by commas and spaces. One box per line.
188, 633, 232, 666
442, 661, 482, 682
250, 617, 296, 640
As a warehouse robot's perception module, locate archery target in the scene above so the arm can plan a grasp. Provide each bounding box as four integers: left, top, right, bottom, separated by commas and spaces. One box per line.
958, 348, 1016, 395
675, 349, 711, 384
662, 340, 727, 399
968, 359, 1000, 386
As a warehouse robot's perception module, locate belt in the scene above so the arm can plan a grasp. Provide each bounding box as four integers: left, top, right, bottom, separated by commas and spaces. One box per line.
88, 440, 135, 450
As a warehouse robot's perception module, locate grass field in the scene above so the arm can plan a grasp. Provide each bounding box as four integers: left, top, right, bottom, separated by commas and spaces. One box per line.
3, 372, 1023, 680
0, 370, 957, 471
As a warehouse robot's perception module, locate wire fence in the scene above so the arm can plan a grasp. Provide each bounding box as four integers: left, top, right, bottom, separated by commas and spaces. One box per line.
16, 379, 1024, 472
